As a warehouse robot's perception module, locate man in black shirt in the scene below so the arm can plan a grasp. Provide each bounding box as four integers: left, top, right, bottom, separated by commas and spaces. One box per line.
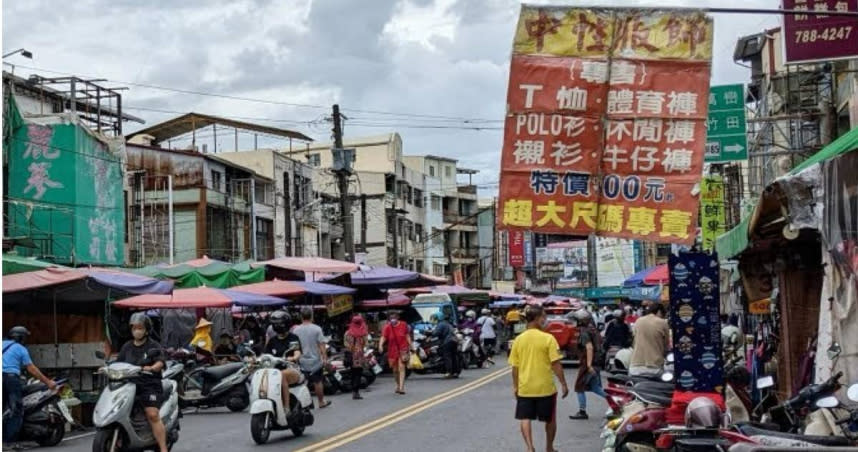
117, 313, 168, 452
265, 311, 303, 411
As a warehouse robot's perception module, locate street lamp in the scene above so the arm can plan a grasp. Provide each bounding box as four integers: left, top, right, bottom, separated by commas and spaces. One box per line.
2, 48, 32, 59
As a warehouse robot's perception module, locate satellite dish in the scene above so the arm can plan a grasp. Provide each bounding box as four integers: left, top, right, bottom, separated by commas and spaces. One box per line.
782, 224, 800, 240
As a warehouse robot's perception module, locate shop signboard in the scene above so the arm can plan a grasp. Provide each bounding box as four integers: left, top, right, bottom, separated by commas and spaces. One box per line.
782, 0, 858, 64
705, 84, 747, 162
324, 294, 353, 317
700, 176, 726, 251
509, 230, 525, 267
498, 6, 713, 245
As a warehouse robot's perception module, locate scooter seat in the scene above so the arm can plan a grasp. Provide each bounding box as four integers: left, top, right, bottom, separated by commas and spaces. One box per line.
633, 380, 675, 394
161, 380, 174, 399
630, 389, 673, 406
202, 362, 244, 380
608, 374, 665, 386
22, 382, 47, 395
738, 424, 853, 447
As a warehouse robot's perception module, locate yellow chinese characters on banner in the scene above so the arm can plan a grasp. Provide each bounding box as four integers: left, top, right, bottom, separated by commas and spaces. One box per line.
498, 6, 713, 245
700, 176, 726, 251
324, 294, 353, 317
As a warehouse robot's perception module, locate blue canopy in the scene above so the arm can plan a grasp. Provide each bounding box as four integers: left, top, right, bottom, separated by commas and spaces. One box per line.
85, 269, 174, 295
322, 266, 447, 289
489, 300, 526, 308
296, 281, 356, 296
623, 267, 655, 288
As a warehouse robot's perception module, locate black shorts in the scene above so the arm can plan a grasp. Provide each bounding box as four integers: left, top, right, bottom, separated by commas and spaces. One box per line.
304, 369, 323, 384
515, 394, 557, 423
136, 378, 164, 408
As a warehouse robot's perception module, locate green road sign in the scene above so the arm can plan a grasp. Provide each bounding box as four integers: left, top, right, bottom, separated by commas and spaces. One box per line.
705, 84, 748, 162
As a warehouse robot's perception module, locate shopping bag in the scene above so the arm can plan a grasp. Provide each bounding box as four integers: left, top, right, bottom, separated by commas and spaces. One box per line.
409, 353, 424, 370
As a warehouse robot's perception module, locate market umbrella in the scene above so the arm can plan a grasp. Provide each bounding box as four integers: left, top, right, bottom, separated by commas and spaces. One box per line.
642, 264, 669, 285
234, 279, 307, 297
114, 287, 287, 309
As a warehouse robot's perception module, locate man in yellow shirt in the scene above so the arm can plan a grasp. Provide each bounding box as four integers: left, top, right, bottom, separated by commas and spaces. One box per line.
509, 305, 569, 452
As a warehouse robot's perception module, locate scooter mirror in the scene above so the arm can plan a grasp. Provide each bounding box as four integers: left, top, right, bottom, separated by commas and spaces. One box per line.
847, 383, 858, 402
666, 353, 675, 363
827, 342, 842, 361
816, 396, 839, 408
94, 351, 106, 360
661, 372, 674, 382
757, 376, 774, 389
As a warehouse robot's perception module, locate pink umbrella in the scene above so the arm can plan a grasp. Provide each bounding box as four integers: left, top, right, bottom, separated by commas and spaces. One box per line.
114, 286, 286, 309
642, 264, 669, 285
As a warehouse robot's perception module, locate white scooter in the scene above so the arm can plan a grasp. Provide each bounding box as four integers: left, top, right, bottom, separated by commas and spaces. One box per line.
249, 354, 314, 444
91, 352, 181, 452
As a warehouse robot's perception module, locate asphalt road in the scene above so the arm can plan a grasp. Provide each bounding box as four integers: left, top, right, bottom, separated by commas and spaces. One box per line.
41, 364, 607, 452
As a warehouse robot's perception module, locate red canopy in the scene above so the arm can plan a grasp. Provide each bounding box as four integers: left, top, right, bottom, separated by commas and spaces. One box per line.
114, 287, 282, 309
2, 268, 87, 293
177, 255, 222, 268
234, 279, 306, 297
358, 293, 411, 308
254, 257, 358, 274
642, 264, 669, 285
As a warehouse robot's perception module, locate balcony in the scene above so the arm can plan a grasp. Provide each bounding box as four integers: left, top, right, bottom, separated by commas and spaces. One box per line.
443, 211, 478, 231
450, 247, 478, 264
457, 185, 478, 200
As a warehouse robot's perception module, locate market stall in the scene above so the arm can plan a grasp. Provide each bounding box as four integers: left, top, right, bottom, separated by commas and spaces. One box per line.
132, 255, 265, 288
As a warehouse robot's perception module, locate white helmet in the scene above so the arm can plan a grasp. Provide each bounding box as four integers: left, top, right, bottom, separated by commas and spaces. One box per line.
612, 309, 623, 318
574, 309, 592, 322
481, 308, 491, 316
465, 310, 476, 319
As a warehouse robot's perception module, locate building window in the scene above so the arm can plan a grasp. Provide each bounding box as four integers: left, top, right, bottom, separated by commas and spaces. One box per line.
210, 170, 222, 191
256, 218, 274, 260
415, 259, 424, 273
430, 195, 441, 211
433, 263, 445, 277
308, 154, 321, 167
429, 166, 435, 177
414, 189, 423, 207
406, 186, 413, 205
385, 174, 395, 194
415, 223, 423, 242
387, 216, 395, 234
445, 166, 452, 177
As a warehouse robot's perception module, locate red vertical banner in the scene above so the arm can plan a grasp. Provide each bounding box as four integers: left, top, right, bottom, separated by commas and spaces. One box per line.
498, 7, 713, 245
509, 230, 525, 267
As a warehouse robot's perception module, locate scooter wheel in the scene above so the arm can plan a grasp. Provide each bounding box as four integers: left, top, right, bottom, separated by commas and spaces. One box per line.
92, 428, 122, 452
36, 422, 65, 447
291, 425, 305, 437
250, 412, 271, 445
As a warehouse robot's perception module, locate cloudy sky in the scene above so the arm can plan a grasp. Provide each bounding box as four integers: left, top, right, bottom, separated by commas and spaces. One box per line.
3, 0, 779, 193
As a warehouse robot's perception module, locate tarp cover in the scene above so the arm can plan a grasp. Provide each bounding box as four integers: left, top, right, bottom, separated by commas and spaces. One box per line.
325, 266, 447, 289
358, 293, 411, 308
84, 269, 174, 295
255, 257, 359, 274
132, 256, 264, 288
233, 279, 306, 297
114, 287, 286, 309
296, 281, 356, 296
2, 254, 67, 275
2, 268, 86, 293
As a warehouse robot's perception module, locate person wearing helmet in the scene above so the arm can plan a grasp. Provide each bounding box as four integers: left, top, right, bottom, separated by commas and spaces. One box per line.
569, 309, 608, 420
117, 312, 168, 452
264, 310, 303, 410
477, 308, 498, 357
433, 311, 458, 378
3, 326, 56, 443
604, 309, 632, 350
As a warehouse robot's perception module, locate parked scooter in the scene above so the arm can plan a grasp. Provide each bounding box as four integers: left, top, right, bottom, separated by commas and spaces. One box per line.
248, 353, 314, 444
459, 328, 485, 369
91, 351, 181, 452
12, 377, 75, 447
411, 330, 447, 375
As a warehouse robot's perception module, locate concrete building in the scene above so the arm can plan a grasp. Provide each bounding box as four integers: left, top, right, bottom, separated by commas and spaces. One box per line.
403, 155, 480, 285
476, 200, 495, 290
295, 134, 429, 271
216, 149, 343, 259
124, 113, 313, 265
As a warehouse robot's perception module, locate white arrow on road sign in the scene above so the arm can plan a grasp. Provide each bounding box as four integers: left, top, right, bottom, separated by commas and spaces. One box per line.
724, 144, 744, 153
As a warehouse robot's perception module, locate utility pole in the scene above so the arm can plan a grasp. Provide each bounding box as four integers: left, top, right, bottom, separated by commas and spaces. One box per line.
332, 104, 355, 262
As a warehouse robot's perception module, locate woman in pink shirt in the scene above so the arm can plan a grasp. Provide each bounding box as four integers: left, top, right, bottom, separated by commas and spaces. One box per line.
380, 311, 411, 394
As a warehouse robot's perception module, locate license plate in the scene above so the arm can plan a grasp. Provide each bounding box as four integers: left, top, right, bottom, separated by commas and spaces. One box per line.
372, 364, 383, 375
333, 371, 342, 382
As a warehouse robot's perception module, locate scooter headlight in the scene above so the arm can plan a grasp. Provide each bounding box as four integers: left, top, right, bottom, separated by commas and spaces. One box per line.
605, 417, 623, 431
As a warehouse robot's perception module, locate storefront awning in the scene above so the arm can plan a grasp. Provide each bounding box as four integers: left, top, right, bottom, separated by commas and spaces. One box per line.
716, 127, 858, 259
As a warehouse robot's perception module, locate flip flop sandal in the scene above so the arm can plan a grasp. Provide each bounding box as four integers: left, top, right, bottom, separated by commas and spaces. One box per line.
320, 401, 332, 408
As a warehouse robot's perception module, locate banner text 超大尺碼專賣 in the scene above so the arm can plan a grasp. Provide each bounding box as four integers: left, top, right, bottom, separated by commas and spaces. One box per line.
498, 7, 713, 245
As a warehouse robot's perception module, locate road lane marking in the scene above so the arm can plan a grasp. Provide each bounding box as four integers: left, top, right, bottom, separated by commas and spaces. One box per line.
294, 367, 512, 452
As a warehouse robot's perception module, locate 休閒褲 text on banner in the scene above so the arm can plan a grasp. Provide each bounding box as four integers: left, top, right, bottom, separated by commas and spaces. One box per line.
498, 6, 713, 245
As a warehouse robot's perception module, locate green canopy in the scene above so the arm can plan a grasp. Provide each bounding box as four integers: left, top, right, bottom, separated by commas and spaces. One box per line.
716, 126, 858, 259
2, 254, 67, 275
129, 259, 264, 288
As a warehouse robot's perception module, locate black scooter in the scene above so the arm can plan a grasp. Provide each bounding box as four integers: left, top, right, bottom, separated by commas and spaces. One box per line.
11, 377, 74, 447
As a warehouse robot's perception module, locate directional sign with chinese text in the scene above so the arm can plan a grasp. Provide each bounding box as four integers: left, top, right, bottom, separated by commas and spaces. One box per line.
705, 84, 747, 162
498, 7, 714, 245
